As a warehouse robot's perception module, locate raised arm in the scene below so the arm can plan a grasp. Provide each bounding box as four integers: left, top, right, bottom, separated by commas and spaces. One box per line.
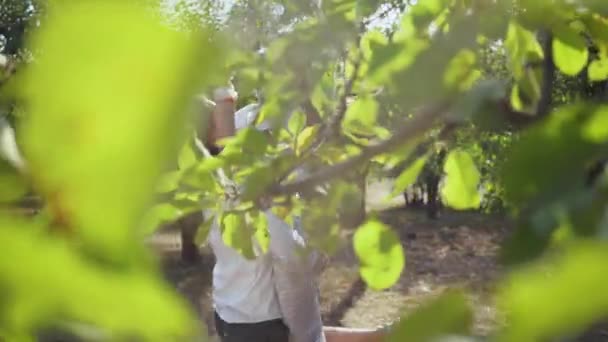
203, 86, 237, 154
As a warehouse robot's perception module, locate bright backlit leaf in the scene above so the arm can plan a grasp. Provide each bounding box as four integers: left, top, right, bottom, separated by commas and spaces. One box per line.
252, 211, 270, 254
353, 219, 405, 290
222, 212, 255, 259
588, 58, 608, 81
553, 26, 589, 76
441, 150, 481, 210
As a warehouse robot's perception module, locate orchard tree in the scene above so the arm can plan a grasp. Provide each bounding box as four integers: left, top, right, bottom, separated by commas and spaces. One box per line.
2, 0, 608, 341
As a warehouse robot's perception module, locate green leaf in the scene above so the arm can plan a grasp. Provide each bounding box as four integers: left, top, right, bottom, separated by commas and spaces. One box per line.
353, 219, 405, 290
552, 25, 589, 76
236, 128, 270, 155
585, 15, 608, 56
251, 211, 270, 254
500, 105, 602, 205
195, 215, 214, 245
156, 171, 181, 193
355, 0, 381, 18
360, 30, 389, 62
441, 150, 481, 210
222, 212, 255, 259
240, 165, 275, 202
140, 203, 183, 235
287, 110, 306, 136
182, 161, 218, 193
390, 155, 429, 198
0, 216, 196, 339
409, 0, 450, 29
0, 159, 27, 203
582, 106, 608, 143
388, 291, 473, 342
453, 79, 507, 126
588, 58, 608, 81
19, 1, 216, 260
178, 141, 197, 170
296, 125, 319, 156
504, 21, 543, 79
443, 49, 480, 92
497, 242, 608, 342
343, 96, 379, 134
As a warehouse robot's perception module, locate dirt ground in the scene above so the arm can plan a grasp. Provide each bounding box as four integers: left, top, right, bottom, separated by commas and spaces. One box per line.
150, 207, 509, 339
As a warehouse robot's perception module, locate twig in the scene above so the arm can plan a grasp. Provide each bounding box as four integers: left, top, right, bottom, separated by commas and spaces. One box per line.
308, 25, 366, 151
536, 29, 554, 117
270, 102, 449, 195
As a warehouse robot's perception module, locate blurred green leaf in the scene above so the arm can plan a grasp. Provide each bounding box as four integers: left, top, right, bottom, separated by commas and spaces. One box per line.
178, 140, 197, 171
505, 21, 543, 79
0, 159, 27, 202
251, 211, 270, 254
353, 219, 405, 290
552, 25, 589, 76
296, 125, 319, 156
355, 0, 381, 18
156, 171, 181, 194
18, 1, 216, 260
501, 105, 603, 205
388, 291, 473, 342
288, 110, 306, 136
441, 150, 481, 210
240, 165, 275, 202
140, 203, 183, 235
343, 96, 379, 134
585, 15, 608, 56
582, 107, 608, 142
195, 215, 214, 245
0, 217, 196, 339
454, 79, 507, 127
588, 58, 608, 81
222, 212, 255, 259
409, 0, 450, 29
390, 19, 478, 108
498, 242, 608, 342
443, 49, 480, 92
390, 154, 429, 198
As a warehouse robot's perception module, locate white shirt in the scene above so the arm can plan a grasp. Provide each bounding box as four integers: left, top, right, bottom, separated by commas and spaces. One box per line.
207, 209, 304, 324
207, 103, 325, 339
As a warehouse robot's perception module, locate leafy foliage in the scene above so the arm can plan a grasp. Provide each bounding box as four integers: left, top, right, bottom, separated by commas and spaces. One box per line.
2, 0, 608, 340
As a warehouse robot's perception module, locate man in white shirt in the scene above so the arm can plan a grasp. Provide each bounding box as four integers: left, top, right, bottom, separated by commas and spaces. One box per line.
203, 86, 387, 342
203, 86, 298, 342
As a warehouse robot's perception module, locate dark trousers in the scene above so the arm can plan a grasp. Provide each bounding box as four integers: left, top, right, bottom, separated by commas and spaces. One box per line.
214, 312, 289, 342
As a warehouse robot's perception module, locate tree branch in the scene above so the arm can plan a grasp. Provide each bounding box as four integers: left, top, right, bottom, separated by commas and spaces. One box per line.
270, 102, 449, 195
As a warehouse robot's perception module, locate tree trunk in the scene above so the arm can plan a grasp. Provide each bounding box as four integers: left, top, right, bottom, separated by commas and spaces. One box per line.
178, 211, 203, 263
